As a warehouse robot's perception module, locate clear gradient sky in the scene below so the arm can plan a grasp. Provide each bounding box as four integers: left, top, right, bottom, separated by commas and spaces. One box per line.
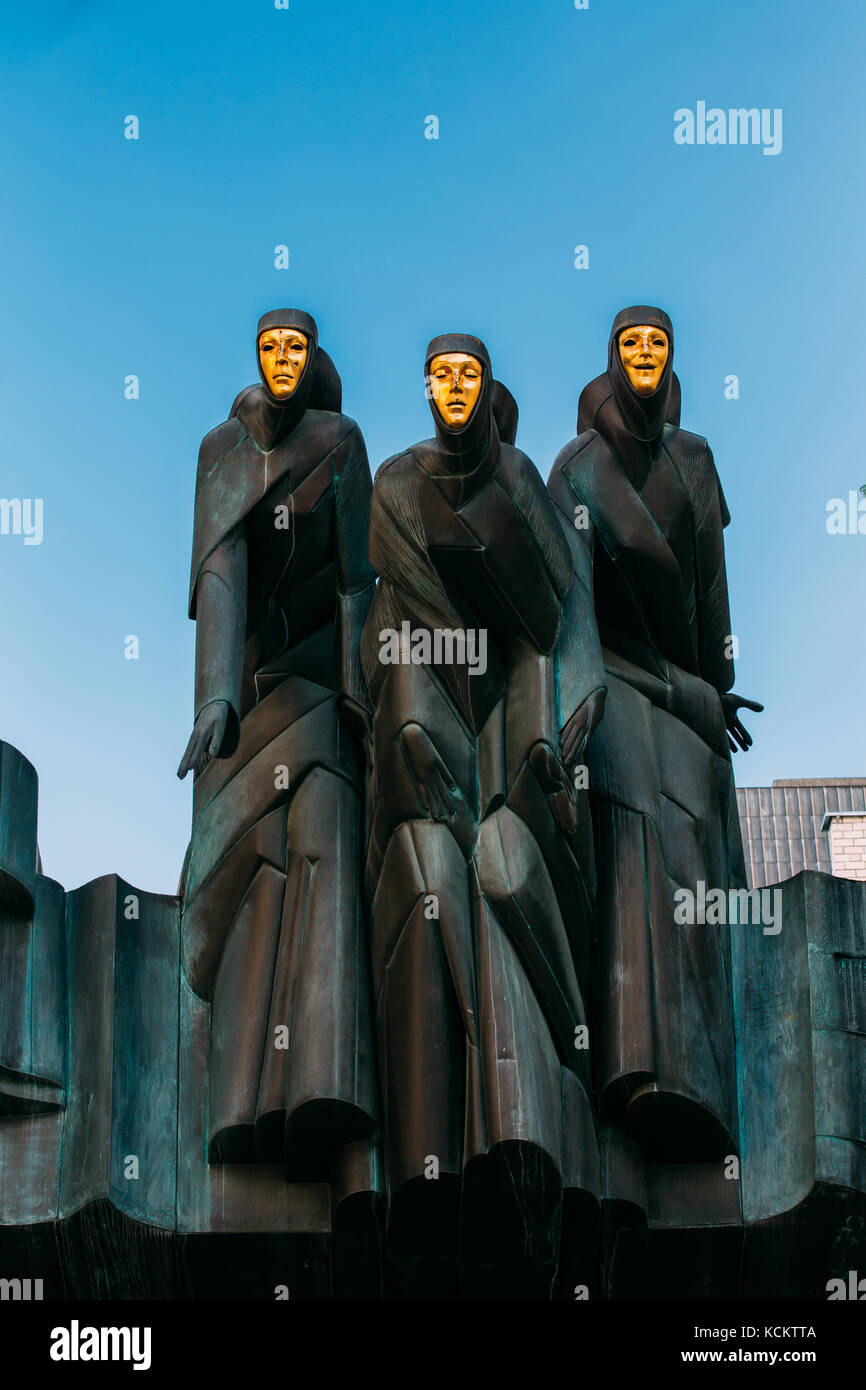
1, 0, 864, 893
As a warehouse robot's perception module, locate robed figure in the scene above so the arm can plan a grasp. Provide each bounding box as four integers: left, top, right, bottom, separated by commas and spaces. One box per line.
361, 333, 605, 1278
178, 309, 379, 1178
548, 306, 761, 1163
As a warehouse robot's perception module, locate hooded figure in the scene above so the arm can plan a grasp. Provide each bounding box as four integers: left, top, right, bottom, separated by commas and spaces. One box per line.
227, 308, 343, 447
177, 309, 379, 1192
361, 332, 605, 1290
548, 306, 761, 1177
576, 306, 682, 446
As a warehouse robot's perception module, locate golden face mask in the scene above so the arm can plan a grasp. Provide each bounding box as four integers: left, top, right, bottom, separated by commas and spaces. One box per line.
428, 352, 484, 428
618, 325, 670, 396
258, 328, 309, 399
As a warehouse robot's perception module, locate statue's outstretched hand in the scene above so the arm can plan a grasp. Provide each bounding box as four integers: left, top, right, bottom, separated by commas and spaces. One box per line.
400, 723, 460, 821
561, 687, 606, 770
177, 700, 230, 779
720, 692, 764, 753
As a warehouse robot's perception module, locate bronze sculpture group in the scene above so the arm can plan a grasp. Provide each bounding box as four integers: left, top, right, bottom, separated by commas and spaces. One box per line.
177, 305, 762, 1283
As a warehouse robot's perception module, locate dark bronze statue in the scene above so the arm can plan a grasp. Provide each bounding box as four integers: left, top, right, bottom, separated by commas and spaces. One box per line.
361, 333, 605, 1277
3, 301, 865, 1306
548, 306, 762, 1163
177, 309, 379, 1177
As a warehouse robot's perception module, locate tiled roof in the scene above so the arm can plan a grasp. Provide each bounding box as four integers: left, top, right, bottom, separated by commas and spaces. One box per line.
737, 779, 866, 888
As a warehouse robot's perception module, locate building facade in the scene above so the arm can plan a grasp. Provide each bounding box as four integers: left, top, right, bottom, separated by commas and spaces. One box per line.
737, 778, 866, 888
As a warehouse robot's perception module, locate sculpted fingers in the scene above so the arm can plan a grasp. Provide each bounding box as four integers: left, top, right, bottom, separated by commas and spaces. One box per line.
177, 730, 203, 780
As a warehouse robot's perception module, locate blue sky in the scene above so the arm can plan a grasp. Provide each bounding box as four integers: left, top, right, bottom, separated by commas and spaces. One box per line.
1, 0, 864, 893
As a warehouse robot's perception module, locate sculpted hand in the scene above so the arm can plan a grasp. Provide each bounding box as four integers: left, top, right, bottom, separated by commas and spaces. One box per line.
177, 701, 230, 779
561, 687, 606, 770
400, 723, 459, 821
720, 692, 763, 753
529, 741, 577, 837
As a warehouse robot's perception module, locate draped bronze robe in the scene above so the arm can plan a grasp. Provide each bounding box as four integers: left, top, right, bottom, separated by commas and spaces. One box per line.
549, 423, 744, 1162
180, 402, 379, 1177
362, 418, 605, 1267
